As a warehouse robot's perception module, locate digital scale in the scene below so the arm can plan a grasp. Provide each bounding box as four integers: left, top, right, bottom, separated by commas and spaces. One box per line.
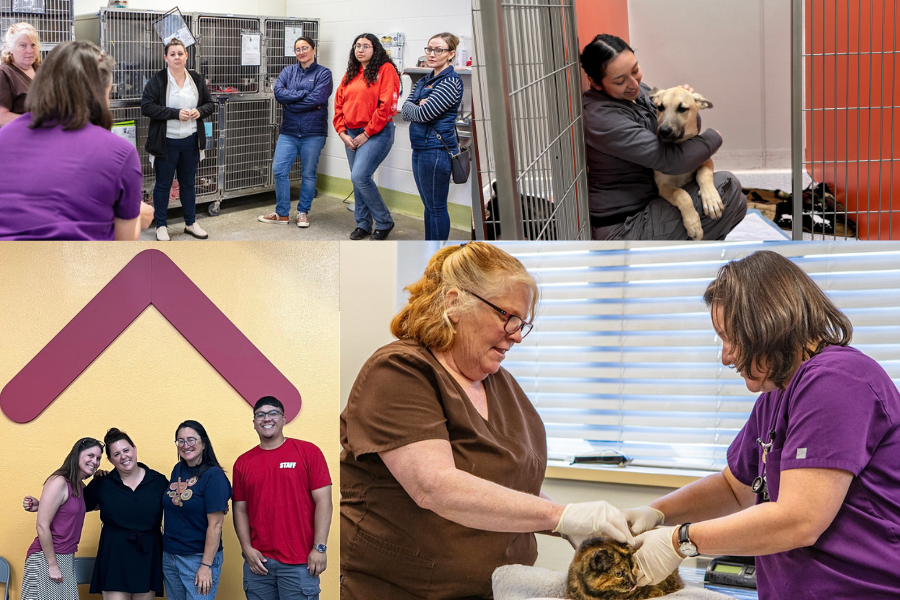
704, 556, 757, 589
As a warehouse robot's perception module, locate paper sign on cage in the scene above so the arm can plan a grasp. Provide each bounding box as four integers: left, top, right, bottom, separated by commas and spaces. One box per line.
0, 250, 302, 424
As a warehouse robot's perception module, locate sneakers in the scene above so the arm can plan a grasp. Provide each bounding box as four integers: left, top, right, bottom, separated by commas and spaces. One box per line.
371, 223, 395, 241
156, 227, 169, 241
184, 222, 209, 239
349, 227, 371, 240
297, 213, 310, 228
258, 212, 289, 224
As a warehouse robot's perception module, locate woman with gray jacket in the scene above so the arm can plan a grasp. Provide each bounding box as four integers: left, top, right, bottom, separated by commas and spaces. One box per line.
259, 36, 333, 228
580, 34, 746, 241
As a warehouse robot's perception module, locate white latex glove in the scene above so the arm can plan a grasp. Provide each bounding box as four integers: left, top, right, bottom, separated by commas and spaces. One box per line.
553, 501, 635, 547
623, 505, 665, 535
633, 526, 685, 586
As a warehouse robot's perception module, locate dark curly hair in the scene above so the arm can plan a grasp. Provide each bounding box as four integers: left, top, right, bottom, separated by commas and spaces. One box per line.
343, 33, 400, 87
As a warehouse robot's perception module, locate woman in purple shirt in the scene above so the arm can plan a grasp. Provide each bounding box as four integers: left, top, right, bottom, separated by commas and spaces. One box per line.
0, 40, 152, 240
22, 437, 103, 600
624, 250, 900, 599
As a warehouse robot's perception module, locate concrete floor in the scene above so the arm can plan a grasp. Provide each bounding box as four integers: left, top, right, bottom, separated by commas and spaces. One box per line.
139, 190, 471, 241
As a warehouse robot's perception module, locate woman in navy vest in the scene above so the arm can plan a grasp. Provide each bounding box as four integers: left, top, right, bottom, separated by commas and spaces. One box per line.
401, 32, 464, 241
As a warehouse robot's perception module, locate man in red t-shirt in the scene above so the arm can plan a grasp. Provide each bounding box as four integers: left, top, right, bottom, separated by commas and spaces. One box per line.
233, 396, 333, 599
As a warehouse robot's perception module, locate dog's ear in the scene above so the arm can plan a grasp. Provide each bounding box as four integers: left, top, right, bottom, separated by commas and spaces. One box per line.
692, 92, 713, 110
649, 87, 663, 102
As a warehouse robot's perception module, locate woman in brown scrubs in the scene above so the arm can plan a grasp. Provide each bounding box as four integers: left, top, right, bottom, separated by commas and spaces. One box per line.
0, 22, 40, 126
340, 242, 635, 600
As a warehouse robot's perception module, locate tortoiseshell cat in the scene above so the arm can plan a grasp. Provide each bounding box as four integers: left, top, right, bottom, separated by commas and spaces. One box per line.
566, 535, 685, 600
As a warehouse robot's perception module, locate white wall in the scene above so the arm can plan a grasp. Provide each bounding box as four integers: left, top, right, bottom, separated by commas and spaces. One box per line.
285, 0, 472, 207
74, 0, 285, 20
627, 0, 791, 170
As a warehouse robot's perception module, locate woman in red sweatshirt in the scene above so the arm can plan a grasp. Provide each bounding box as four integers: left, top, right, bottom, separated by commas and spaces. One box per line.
333, 33, 401, 240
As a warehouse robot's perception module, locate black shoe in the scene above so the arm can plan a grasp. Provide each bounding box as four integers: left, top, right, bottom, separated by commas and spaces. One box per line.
371, 223, 395, 240
350, 227, 371, 240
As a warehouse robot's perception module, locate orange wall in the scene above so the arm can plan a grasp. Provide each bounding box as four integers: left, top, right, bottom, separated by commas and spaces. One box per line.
805, 0, 900, 239
576, 0, 630, 92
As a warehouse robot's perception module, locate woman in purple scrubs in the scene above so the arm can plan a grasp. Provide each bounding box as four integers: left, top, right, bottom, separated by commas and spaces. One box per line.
624, 250, 900, 599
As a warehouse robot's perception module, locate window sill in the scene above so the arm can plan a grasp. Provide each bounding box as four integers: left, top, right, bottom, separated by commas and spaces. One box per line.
544, 460, 711, 489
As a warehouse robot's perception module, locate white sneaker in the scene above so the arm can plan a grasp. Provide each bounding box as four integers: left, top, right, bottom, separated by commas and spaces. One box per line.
156, 227, 170, 241
297, 212, 310, 228
184, 222, 208, 239
346, 202, 355, 212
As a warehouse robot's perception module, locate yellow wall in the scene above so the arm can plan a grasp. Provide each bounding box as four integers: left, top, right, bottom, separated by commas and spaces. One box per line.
0, 243, 340, 600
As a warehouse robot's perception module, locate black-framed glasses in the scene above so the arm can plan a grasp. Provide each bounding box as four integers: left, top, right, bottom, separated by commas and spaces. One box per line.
423, 47, 448, 55
254, 409, 283, 421
465, 290, 534, 338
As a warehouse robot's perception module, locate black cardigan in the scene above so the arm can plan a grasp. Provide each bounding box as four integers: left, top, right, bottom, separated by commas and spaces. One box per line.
140, 68, 216, 158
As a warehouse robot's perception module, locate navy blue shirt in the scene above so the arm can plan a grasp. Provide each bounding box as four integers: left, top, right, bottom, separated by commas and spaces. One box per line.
162, 463, 231, 555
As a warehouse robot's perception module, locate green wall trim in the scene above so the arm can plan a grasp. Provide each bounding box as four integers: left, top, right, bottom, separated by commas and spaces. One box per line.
315, 174, 471, 230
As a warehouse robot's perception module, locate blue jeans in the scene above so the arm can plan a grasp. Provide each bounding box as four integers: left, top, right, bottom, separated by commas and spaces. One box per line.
153, 133, 200, 228
163, 550, 223, 600
344, 122, 394, 232
412, 148, 452, 240
273, 134, 327, 216
242, 556, 320, 600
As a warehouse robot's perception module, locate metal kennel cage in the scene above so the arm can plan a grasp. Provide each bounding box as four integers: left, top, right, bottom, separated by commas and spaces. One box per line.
792, 0, 900, 240
472, 0, 589, 240
224, 97, 273, 193
1, 0, 73, 57
110, 103, 219, 205
263, 17, 318, 92
272, 102, 303, 183
75, 9, 196, 102
196, 14, 261, 95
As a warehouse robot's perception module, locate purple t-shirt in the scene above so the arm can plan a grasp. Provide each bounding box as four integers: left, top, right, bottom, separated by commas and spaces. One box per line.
0, 113, 143, 240
728, 345, 900, 599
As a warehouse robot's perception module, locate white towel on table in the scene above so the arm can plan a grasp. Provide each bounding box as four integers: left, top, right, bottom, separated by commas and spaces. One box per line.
492, 564, 740, 600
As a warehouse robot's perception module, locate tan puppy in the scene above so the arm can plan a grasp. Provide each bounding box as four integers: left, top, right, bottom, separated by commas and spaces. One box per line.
648, 87, 722, 240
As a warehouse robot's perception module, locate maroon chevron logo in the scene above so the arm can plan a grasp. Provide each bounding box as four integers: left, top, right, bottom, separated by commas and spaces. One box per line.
1, 250, 301, 424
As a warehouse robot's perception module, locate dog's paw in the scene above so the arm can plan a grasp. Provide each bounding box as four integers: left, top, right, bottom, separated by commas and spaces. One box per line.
700, 185, 724, 219
684, 214, 704, 241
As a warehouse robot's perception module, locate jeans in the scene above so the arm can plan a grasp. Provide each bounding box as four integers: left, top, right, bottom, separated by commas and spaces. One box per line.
153, 133, 200, 228
162, 550, 223, 600
411, 148, 452, 240
273, 134, 327, 216
344, 122, 394, 232
242, 556, 320, 600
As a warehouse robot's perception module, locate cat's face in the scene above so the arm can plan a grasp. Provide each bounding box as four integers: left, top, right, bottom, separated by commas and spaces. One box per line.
570, 536, 640, 594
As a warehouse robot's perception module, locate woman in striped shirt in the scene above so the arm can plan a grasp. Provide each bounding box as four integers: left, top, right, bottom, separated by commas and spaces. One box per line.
401, 32, 464, 241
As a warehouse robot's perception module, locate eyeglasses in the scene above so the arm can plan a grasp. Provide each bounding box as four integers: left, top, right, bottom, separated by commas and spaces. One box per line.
465, 291, 534, 338
423, 47, 449, 55
354, 44, 372, 51
254, 410, 283, 421
295, 46, 312, 52
175, 437, 199, 447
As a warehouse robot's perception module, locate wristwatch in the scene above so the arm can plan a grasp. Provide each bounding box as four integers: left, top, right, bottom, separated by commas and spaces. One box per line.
677, 523, 699, 557
314, 544, 327, 553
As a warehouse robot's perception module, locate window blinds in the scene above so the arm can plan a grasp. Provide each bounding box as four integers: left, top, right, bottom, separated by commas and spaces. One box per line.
492, 241, 900, 472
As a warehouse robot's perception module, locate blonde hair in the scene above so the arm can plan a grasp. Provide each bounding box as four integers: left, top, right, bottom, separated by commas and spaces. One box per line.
429, 32, 459, 53
390, 242, 539, 352
2, 22, 41, 68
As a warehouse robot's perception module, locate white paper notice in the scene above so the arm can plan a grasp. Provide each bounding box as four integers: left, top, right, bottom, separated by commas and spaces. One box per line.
241, 33, 261, 66
112, 120, 137, 149
164, 26, 196, 48
284, 26, 305, 57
